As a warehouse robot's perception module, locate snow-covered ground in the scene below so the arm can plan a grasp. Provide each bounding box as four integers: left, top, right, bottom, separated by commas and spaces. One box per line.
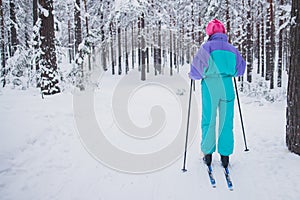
0, 70, 300, 200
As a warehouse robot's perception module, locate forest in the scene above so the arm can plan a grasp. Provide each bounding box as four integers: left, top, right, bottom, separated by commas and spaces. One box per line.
1, 0, 300, 155
0, 0, 292, 92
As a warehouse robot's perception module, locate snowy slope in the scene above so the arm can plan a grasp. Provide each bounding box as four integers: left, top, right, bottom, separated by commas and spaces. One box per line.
0, 70, 300, 200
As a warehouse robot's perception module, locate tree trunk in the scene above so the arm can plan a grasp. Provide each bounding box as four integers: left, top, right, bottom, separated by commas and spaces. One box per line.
286, 0, 300, 155
33, 0, 38, 28
39, 0, 60, 95
226, 0, 231, 43
180, 24, 185, 65
153, 21, 162, 75
0, 0, 6, 87
24, 7, 30, 48
277, 0, 284, 88
198, 17, 203, 44
138, 19, 141, 71
265, 0, 275, 89
74, 0, 82, 54
261, 4, 265, 78
140, 14, 146, 81
157, 22, 162, 74
186, 27, 190, 64
125, 26, 129, 74
285, 25, 291, 72
68, 18, 73, 63
246, 0, 253, 83
9, 0, 18, 56
173, 30, 177, 72
33, 0, 40, 72
100, 2, 107, 71
256, 2, 261, 74
110, 22, 115, 75
146, 26, 149, 73
169, 28, 173, 76
83, 0, 91, 71
117, 26, 122, 75
131, 22, 135, 69
191, 0, 194, 44
74, 0, 84, 90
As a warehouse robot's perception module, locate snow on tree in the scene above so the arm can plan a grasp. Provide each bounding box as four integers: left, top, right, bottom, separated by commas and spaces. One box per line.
39, 0, 60, 95
0, 0, 6, 87
0, 0, 293, 94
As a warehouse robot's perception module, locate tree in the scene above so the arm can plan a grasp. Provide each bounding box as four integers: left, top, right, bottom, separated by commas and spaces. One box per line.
0, 0, 5, 87
74, 0, 84, 89
0, 0, 292, 90
39, 0, 60, 95
131, 21, 135, 69
67, 9, 73, 63
225, 0, 231, 42
33, 0, 40, 81
83, 0, 91, 71
255, 1, 261, 74
277, 0, 286, 88
140, 13, 146, 80
124, 23, 129, 74
110, 20, 116, 75
246, 0, 253, 83
33, 0, 38, 34
9, 0, 18, 56
74, 0, 82, 56
169, 19, 173, 76
100, 0, 107, 71
260, 3, 265, 78
286, 0, 300, 155
265, 0, 275, 89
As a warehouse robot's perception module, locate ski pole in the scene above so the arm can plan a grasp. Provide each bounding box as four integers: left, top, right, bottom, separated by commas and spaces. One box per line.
233, 78, 249, 151
182, 79, 194, 172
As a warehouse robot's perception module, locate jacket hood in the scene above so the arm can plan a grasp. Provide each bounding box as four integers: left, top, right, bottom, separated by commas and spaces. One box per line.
209, 33, 228, 42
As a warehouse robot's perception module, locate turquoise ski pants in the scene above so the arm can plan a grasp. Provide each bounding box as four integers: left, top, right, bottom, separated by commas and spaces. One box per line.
201, 77, 235, 156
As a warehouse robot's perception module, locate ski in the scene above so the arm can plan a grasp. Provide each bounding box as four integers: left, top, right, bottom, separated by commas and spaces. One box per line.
207, 165, 216, 188
224, 167, 233, 191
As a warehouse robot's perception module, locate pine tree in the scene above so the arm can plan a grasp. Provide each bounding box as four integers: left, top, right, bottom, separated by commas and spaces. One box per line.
9, 0, 18, 56
74, 0, 84, 90
33, 0, 40, 83
277, 0, 285, 88
0, 0, 5, 87
286, 0, 300, 155
117, 26, 122, 75
74, 0, 82, 56
39, 0, 60, 95
99, 0, 107, 71
246, 0, 253, 83
140, 13, 146, 80
265, 0, 275, 89
110, 20, 115, 75
261, 3, 265, 78
83, 0, 91, 71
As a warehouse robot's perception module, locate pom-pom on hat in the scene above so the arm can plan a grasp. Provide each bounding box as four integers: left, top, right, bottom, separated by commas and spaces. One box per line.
205, 19, 226, 36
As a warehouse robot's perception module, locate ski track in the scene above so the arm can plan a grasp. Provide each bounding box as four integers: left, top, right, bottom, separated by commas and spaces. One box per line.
0, 81, 300, 200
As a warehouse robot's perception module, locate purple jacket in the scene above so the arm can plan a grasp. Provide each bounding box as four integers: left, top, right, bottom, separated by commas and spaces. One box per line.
189, 33, 246, 80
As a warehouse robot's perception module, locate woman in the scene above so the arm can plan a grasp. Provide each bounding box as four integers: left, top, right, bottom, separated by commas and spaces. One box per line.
189, 19, 246, 168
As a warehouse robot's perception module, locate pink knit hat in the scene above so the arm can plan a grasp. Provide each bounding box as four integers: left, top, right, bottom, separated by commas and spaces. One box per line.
205, 19, 226, 36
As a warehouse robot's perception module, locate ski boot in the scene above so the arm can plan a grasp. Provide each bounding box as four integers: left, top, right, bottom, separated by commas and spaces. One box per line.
203, 154, 212, 166
221, 155, 229, 168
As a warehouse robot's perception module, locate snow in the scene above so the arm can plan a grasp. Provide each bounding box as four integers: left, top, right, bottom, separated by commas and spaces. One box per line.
40, 7, 49, 18
0, 69, 300, 200
115, 0, 141, 12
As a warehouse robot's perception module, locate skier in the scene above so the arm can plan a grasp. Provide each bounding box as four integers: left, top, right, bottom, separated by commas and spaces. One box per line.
189, 19, 246, 168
